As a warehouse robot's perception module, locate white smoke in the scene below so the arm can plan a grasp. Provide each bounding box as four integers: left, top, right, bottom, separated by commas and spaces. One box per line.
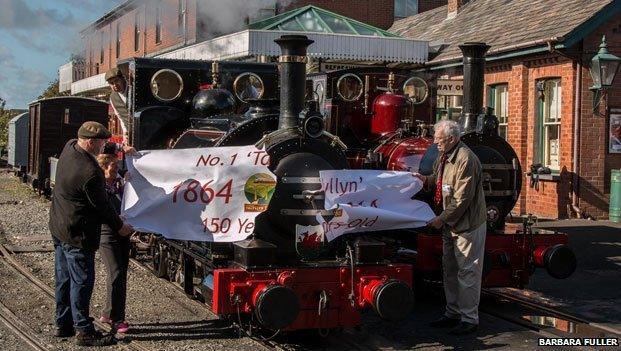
196, 0, 293, 40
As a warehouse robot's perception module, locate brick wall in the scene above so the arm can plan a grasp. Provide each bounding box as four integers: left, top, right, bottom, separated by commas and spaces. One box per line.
433, 15, 621, 220
440, 54, 578, 219
83, 0, 197, 77
578, 16, 621, 219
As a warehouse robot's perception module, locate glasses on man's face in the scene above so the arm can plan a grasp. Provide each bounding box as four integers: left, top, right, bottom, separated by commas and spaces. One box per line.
434, 136, 450, 143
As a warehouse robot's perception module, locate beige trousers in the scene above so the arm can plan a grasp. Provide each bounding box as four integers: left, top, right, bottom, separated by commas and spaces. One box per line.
442, 222, 486, 324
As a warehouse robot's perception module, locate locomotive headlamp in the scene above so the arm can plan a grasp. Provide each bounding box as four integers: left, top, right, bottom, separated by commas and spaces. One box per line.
303, 114, 325, 138
589, 36, 621, 112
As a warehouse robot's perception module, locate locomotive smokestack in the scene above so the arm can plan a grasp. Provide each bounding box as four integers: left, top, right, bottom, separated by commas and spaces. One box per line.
458, 42, 490, 133
274, 35, 314, 129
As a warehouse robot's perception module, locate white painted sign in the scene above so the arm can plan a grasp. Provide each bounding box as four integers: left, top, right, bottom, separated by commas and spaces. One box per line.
296, 170, 435, 243
437, 79, 463, 96
121, 146, 276, 242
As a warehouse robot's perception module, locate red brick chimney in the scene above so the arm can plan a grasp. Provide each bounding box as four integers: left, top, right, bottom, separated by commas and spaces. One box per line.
447, 0, 464, 19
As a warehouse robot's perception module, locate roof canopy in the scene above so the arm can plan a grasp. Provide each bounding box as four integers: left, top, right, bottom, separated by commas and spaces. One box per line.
157, 29, 427, 63
248, 5, 399, 37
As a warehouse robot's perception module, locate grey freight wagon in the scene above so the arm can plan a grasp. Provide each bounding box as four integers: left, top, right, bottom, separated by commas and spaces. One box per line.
8, 112, 29, 179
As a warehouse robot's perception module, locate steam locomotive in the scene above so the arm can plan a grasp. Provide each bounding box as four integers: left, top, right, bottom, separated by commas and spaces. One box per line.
130, 36, 417, 332
18, 34, 577, 333
114, 35, 576, 333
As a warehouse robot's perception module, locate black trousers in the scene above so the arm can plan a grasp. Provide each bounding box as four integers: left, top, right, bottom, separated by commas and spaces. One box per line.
99, 236, 130, 322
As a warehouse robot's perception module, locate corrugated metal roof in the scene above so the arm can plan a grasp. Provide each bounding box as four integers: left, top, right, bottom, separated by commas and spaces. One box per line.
70, 73, 106, 95
157, 29, 428, 63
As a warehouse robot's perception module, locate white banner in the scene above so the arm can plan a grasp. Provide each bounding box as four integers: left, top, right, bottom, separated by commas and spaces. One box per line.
122, 146, 276, 242
296, 170, 435, 243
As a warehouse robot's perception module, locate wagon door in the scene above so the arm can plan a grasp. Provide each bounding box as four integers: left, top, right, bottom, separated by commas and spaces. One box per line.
28, 103, 40, 176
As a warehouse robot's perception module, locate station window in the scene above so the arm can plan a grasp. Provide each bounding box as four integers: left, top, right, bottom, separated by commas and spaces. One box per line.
134, 12, 140, 52
394, 0, 418, 20
115, 21, 121, 59
436, 95, 462, 122
177, 0, 185, 37
488, 83, 509, 139
99, 31, 104, 64
155, 3, 162, 44
535, 79, 562, 170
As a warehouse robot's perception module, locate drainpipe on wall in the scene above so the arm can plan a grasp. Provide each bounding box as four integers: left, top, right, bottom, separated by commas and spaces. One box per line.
571, 59, 583, 218
183, 0, 188, 46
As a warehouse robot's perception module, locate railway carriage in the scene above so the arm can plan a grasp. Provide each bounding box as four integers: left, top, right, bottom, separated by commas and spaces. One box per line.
27, 97, 108, 195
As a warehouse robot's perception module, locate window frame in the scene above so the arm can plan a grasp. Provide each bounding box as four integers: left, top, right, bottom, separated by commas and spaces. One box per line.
177, 0, 185, 37
99, 31, 104, 64
134, 12, 140, 52
155, 3, 162, 44
488, 83, 509, 139
115, 21, 121, 59
394, 0, 418, 20
535, 78, 562, 171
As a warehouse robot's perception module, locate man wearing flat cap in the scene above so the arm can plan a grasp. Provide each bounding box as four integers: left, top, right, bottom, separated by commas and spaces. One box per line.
49, 121, 133, 346
106, 67, 130, 144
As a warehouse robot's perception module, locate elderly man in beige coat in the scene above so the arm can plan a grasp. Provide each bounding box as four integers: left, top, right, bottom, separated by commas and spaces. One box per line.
414, 119, 487, 335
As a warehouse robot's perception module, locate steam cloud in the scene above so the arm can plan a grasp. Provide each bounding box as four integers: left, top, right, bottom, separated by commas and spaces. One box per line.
197, 0, 293, 39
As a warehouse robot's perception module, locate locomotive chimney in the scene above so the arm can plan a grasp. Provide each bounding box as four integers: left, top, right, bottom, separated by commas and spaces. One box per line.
274, 35, 314, 129
458, 42, 490, 134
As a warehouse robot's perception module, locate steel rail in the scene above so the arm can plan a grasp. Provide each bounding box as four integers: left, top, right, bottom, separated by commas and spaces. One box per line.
0, 301, 53, 351
0, 244, 152, 351
481, 288, 621, 337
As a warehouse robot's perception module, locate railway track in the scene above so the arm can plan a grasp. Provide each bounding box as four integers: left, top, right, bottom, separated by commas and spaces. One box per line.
4, 236, 617, 351
481, 288, 621, 339
3, 235, 618, 351
0, 244, 151, 351
0, 300, 53, 351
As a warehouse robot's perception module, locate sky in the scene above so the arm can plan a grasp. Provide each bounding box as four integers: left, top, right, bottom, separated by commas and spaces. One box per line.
0, 0, 125, 109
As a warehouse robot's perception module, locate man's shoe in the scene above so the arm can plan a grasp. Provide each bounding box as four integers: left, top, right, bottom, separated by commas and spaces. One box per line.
429, 316, 460, 328
448, 321, 478, 335
54, 326, 75, 338
75, 330, 117, 347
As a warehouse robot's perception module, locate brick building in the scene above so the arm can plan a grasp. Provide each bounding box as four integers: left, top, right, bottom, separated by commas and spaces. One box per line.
73, 0, 446, 81
391, 0, 621, 219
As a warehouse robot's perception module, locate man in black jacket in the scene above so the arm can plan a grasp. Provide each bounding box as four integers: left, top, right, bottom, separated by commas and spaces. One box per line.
49, 121, 133, 346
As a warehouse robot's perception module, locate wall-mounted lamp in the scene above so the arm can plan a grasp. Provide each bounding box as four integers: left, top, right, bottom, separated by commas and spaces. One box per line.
589, 36, 621, 113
